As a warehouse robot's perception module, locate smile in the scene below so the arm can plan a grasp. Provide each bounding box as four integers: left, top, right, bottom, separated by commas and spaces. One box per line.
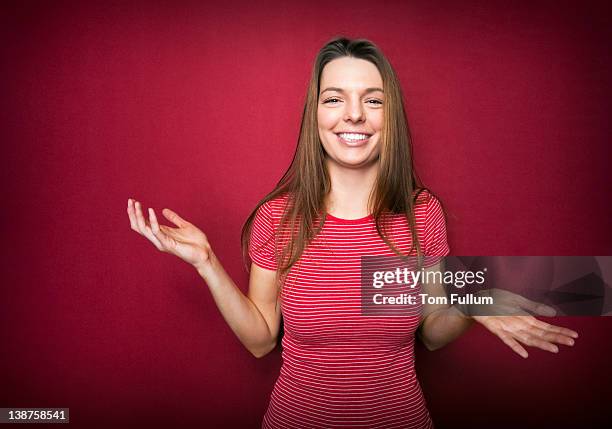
336, 132, 371, 146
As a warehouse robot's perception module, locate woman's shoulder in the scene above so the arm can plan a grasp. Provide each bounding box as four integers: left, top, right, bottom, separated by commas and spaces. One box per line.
412, 189, 446, 228
259, 192, 291, 220
413, 188, 442, 210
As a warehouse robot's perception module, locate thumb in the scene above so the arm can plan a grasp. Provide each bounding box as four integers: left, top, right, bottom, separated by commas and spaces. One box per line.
162, 208, 189, 228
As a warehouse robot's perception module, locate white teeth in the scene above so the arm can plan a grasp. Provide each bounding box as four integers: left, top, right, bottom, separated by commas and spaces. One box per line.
338, 133, 369, 141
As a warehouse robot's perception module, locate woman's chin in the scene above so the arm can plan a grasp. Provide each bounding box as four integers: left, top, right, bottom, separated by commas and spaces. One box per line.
327, 155, 379, 170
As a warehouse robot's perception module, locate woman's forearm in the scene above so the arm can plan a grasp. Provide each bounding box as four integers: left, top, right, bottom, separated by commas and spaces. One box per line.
195, 255, 277, 357
418, 306, 474, 351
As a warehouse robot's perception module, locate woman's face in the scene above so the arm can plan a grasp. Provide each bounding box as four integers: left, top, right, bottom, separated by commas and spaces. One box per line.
317, 57, 384, 169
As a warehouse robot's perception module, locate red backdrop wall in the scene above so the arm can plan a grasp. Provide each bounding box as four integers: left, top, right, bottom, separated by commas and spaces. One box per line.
1, 1, 610, 428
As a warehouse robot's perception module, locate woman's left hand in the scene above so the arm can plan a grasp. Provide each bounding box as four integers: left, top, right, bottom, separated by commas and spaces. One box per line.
473, 315, 579, 358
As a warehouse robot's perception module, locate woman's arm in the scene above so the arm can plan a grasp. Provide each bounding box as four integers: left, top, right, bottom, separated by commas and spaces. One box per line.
416, 260, 579, 357
416, 261, 474, 351
196, 259, 281, 358
127, 198, 281, 358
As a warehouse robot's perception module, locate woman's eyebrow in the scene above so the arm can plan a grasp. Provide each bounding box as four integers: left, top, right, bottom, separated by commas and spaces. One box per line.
320, 87, 384, 95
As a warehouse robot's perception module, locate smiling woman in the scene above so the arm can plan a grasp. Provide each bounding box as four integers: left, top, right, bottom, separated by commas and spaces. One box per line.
127, 36, 579, 429
318, 58, 385, 215
318, 59, 383, 178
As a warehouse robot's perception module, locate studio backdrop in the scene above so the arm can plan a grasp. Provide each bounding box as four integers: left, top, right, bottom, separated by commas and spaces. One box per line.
1, 1, 610, 428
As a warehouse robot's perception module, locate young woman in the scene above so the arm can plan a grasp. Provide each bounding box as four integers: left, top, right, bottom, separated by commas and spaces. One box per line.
127, 37, 578, 428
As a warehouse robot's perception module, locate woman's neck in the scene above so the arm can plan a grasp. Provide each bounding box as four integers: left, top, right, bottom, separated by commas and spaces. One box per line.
324, 158, 379, 219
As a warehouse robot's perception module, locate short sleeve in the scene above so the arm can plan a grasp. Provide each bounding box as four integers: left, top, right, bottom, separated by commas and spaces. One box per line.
423, 195, 450, 266
248, 202, 278, 271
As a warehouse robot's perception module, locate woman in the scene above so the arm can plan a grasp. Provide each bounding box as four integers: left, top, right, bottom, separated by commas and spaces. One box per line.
127, 37, 578, 428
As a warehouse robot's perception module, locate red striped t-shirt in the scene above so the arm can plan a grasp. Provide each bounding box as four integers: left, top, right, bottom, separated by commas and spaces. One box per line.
249, 191, 449, 429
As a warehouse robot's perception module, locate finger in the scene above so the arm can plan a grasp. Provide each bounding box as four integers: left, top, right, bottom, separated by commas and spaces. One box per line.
127, 199, 139, 231
528, 319, 578, 344
529, 318, 579, 338
134, 202, 164, 250
162, 208, 190, 228
149, 207, 161, 234
499, 333, 529, 358
140, 207, 164, 250
149, 209, 179, 251
515, 295, 556, 317
514, 329, 559, 353
134, 201, 149, 234
522, 324, 574, 347
159, 224, 182, 239
145, 225, 164, 251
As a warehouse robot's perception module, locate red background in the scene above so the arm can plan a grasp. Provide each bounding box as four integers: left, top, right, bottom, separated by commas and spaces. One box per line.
1, 1, 611, 428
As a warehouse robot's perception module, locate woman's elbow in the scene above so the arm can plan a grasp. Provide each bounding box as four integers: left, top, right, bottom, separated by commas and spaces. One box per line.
418, 334, 444, 352
423, 341, 443, 352
249, 341, 277, 358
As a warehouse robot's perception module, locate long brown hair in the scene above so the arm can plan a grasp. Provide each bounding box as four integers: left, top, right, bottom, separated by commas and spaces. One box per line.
241, 36, 429, 285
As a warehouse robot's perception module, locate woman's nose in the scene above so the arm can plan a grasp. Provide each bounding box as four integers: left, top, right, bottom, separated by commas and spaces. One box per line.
344, 100, 365, 122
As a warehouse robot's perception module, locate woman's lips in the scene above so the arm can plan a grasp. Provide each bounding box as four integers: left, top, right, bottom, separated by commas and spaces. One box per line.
336, 134, 371, 147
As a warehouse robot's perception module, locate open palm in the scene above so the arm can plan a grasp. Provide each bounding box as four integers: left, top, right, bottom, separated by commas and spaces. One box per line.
127, 198, 211, 270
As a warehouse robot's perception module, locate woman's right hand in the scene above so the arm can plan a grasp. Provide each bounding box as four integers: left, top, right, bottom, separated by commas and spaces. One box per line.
127, 198, 214, 273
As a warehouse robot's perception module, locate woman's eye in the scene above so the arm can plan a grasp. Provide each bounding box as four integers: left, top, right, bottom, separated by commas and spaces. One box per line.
322, 98, 382, 105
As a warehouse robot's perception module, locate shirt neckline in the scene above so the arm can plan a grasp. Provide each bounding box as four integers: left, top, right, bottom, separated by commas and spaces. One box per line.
325, 212, 374, 224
